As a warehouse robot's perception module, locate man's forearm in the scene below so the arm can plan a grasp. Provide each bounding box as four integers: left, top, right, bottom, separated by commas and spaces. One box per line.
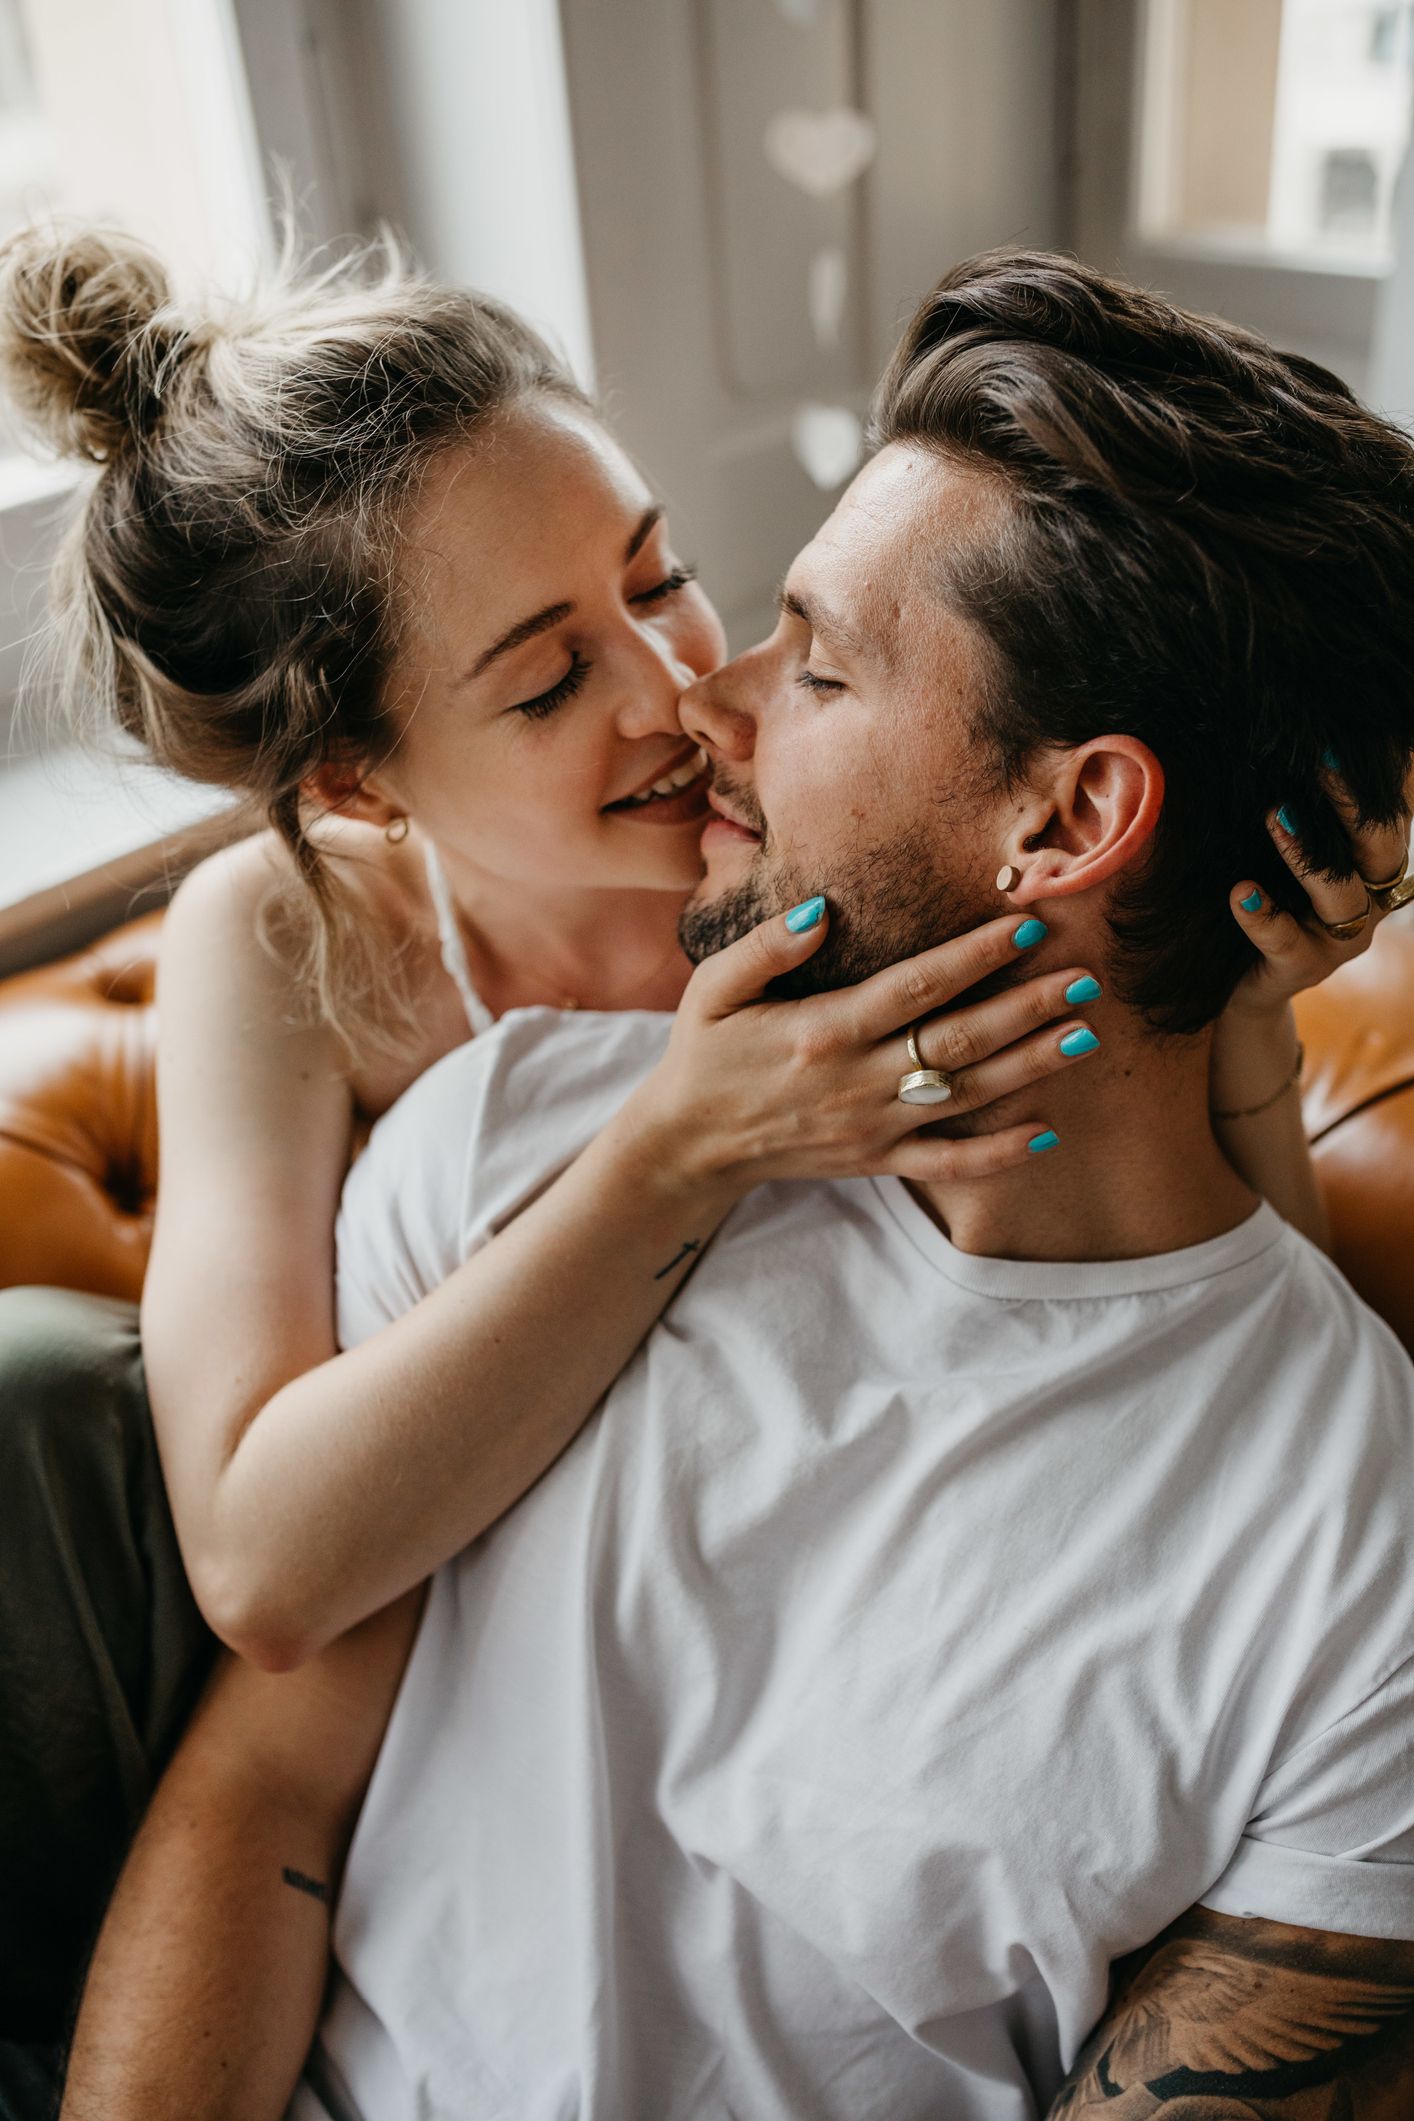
62, 1594, 421, 2121
61, 1750, 334, 2121
1048, 1906, 1414, 2117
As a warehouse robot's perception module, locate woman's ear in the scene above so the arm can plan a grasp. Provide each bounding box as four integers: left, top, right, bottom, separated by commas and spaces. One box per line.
1003, 737, 1164, 905
302, 761, 402, 831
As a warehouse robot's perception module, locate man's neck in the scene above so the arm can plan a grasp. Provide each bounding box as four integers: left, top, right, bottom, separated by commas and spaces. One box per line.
914, 1013, 1259, 1264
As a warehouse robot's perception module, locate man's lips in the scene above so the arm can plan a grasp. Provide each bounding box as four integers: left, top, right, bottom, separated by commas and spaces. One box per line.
704, 788, 762, 844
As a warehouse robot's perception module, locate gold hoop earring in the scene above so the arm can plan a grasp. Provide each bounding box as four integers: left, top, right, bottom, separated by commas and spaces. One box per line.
385, 815, 410, 844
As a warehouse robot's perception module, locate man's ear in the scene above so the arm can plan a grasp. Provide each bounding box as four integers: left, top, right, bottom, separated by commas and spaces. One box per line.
302, 761, 403, 832
1002, 738, 1164, 905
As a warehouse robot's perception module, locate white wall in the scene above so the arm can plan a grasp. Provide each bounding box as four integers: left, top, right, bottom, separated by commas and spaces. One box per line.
361, 0, 595, 389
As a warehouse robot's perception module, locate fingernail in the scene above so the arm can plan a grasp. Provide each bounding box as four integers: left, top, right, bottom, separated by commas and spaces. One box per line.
1322, 749, 1341, 773
1013, 918, 1048, 949
1059, 1026, 1100, 1058
1064, 975, 1102, 1005
785, 896, 825, 933
1240, 888, 1263, 913
1028, 1129, 1060, 1154
1276, 805, 1298, 837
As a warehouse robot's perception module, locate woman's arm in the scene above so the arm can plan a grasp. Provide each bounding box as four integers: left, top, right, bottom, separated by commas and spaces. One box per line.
1209, 782, 1413, 1246
148, 845, 1101, 1669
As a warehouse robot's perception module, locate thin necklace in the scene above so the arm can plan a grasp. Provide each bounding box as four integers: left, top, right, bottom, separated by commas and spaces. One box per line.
455, 902, 685, 1016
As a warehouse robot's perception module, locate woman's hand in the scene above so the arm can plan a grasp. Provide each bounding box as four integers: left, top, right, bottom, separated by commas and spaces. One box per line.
1224, 760, 1414, 1022
1210, 761, 1412, 1246
625, 898, 1102, 1199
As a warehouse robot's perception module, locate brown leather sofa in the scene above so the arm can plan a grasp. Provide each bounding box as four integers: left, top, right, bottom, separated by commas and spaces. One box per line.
1, 897, 1413, 1353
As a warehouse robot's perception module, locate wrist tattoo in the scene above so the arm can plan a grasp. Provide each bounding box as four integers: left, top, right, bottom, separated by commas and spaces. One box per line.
653, 1239, 701, 1282
281, 1865, 331, 1907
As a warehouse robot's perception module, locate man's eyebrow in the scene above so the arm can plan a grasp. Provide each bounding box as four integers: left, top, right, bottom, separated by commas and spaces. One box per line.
461, 507, 664, 683
776, 583, 874, 662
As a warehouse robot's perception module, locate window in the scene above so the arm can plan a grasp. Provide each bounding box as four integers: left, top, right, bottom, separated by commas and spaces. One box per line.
1136, 0, 1414, 266
0, 0, 274, 967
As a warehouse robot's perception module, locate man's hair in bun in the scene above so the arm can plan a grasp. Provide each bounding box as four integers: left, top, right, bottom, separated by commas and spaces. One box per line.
0, 223, 186, 461
1, 222, 589, 1056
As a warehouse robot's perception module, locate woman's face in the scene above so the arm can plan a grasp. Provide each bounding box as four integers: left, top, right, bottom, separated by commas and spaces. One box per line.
375, 397, 726, 894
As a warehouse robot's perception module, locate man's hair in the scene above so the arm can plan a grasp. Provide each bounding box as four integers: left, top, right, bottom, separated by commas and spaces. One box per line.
872, 248, 1414, 1032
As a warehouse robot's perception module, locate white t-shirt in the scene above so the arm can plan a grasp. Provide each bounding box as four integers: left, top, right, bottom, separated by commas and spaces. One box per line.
293, 1008, 1414, 2121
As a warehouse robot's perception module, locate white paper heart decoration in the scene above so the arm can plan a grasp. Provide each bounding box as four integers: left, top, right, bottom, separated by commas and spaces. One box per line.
808, 244, 848, 350
771, 0, 825, 21
791, 402, 863, 491
764, 107, 877, 199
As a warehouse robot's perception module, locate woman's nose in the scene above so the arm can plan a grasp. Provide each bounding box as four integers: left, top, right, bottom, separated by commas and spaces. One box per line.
614, 624, 701, 737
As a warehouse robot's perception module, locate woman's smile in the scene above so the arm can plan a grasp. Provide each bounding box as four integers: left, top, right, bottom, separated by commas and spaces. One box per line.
601, 745, 712, 825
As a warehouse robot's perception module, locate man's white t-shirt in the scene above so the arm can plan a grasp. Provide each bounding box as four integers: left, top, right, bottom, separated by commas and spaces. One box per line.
294, 1008, 1414, 2121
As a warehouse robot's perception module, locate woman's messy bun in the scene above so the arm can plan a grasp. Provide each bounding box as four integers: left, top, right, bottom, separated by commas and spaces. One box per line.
0, 224, 184, 461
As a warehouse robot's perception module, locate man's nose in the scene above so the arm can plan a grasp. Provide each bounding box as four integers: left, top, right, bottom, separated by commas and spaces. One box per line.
679, 663, 757, 762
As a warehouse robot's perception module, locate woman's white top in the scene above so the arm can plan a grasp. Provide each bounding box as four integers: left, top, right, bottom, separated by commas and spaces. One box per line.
420, 838, 496, 1038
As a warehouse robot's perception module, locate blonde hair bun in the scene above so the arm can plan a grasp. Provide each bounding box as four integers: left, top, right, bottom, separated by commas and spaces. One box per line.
0, 222, 183, 462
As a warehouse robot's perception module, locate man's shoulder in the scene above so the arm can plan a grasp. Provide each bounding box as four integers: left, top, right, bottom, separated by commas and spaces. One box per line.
337, 1008, 673, 1317
374, 1005, 673, 1183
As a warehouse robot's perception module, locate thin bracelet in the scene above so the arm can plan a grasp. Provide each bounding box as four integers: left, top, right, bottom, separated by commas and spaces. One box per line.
1213, 1042, 1305, 1122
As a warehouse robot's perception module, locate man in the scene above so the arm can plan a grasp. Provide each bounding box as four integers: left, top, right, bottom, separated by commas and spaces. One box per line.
62, 253, 1414, 2117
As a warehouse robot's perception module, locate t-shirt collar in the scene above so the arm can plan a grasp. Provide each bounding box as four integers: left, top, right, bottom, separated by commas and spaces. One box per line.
870, 1180, 1287, 1301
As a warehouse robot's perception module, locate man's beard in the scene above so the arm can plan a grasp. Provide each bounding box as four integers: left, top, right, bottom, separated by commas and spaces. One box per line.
679, 769, 990, 1002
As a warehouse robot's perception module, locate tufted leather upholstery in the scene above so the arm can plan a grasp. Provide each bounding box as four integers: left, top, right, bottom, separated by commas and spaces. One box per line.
1, 901, 1413, 1349
0, 913, 161, 1302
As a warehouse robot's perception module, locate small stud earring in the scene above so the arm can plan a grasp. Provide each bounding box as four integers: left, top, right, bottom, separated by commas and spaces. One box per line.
995, 863, 1022, 893
385, 815, 410, 844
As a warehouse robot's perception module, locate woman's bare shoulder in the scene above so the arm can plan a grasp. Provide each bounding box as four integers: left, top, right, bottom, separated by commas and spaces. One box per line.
169, 821, 421, 941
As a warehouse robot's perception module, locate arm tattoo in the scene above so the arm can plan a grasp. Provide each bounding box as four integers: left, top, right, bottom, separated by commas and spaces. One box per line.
1048, 1906, 1414, 2117
653, 1239, 701, 1282
281, 1865, 331, 1908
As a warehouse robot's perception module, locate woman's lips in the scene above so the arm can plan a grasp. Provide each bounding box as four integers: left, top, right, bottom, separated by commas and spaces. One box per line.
604, 774, 711, 825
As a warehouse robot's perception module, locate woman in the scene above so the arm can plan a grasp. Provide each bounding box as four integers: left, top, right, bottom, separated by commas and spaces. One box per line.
0, 224, 1401, 2048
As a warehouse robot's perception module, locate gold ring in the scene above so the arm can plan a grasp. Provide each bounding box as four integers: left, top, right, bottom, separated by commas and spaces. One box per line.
1379, 875, 1414, 912
1319, 905, 1372, 941
1362, 856, 1408, 894
1364, 851, 1412, 908
898, 1023, 955, 1106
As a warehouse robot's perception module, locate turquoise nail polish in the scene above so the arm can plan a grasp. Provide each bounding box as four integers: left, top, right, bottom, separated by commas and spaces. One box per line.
1064, 975, 1102, 1005
1059, 1026, 1100, 1058
1013, 918, 1048, 949
1322, 749, 1340, 773
1240, 889, 1263, 913
1277, 805, 1298, 837
1028, 1129, 1060, 1154
785, 895, 826, 934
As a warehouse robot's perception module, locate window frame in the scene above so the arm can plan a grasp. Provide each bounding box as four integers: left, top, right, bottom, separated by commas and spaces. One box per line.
1071, 0, 1388, 395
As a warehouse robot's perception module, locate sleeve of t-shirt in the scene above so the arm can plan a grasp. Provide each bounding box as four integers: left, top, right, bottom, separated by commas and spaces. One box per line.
1201, 1649, 1414, 1940
334, 1007, 673, 1350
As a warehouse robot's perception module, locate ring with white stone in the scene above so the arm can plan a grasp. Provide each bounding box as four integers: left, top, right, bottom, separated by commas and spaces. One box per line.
897, 1024, 955, 1106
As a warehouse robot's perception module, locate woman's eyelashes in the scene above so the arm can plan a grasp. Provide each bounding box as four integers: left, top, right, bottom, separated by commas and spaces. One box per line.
510, 564, 700, 720
512, 649, 593, 721
632, 561, 699, 607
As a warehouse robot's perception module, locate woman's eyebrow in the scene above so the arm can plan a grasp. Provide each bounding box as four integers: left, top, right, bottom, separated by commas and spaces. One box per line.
461, 506, 666, 684
466, 601, 574, 680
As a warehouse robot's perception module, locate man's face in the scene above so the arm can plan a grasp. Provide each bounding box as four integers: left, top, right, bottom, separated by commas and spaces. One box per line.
679, 445, 1012, 994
